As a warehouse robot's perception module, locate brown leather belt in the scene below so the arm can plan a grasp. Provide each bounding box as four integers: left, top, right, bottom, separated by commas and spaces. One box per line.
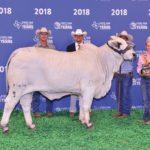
114, 72, 133, 77
143, 76, 150, 79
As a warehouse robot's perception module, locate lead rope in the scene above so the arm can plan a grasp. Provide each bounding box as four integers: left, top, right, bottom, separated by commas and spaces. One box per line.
117, 66, 121, 113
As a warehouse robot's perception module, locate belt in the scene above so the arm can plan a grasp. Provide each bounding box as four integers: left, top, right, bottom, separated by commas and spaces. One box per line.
114, 72, 133, 77
142, 76, 150, 79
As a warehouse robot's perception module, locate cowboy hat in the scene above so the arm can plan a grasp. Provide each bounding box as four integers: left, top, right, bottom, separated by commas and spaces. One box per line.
71, 29, 87, 37
36, 27, 51, 36
146, 36, 150, 43
116, 30, 133, 41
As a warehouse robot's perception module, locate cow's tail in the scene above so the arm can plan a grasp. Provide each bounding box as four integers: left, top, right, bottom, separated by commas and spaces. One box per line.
5, 56, 12, 94
5, 48, 22, 94
5, 62, 9, 94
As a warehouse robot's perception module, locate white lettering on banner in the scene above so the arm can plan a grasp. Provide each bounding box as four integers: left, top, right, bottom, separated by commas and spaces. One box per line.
34, 8, 52, 15
84, 36, 91, 43
54, 22, 72, 30
111, 9, 128, 16
136, 50, 144, 57
148, 9, 150, 16
92, 21, 111, 30
110, 92, 117, 101
73, 9, 90, 16
0, 7, 12, 15
130, 22, 148, 30
0, 95, 6, 102
132, 78, 141, 86
93, 106, 111, 109
0, 66, 6, 73
55, 107, 68, 112
0, 36, 13, 44
132, 106, 143, 109
13, 20, 34, 30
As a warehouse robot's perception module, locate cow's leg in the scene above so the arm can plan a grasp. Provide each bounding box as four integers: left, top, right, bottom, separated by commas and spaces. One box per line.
79, 96, 86, 125
1, 93, 20, 133
82, 102, 93, 128
80, 90, 94, 128
20, 93, 35, 129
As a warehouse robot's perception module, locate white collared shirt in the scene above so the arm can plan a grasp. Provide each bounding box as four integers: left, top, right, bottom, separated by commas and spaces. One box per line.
75, 42, 83, 51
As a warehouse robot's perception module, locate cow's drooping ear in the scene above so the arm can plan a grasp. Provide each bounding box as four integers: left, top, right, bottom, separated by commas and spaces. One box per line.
108, 40, 120, 50
116, 37, 128, 50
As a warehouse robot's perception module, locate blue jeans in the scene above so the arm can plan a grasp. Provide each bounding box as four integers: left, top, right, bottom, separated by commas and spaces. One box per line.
141, 77, 150, 121
115, 74, 132, 115
69, 95, 78, 113
32, 92, 53, 113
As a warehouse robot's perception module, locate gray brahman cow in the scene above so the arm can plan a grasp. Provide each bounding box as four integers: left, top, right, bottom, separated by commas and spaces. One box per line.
0, 36, 135, 133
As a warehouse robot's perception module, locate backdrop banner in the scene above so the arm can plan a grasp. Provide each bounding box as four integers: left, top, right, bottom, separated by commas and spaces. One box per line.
0, 0, 150, 112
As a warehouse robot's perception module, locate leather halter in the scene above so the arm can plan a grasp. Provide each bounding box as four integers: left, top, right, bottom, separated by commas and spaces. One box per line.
106, 42, 128, 55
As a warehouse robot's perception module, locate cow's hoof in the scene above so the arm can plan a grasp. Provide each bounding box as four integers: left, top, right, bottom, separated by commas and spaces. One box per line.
86, 123, 93, 129
28, 124, 36, 129
2, 127, 9, 134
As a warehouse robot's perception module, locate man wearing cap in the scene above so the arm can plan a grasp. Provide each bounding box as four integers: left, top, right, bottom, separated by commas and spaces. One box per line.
32, 27, 55, 118
137, 36, 150, 124
113, 31, 135, 118
66, 29, 87, 118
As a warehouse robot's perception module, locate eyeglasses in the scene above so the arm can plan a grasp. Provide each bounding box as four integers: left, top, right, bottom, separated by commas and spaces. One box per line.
39, 32, 48, 35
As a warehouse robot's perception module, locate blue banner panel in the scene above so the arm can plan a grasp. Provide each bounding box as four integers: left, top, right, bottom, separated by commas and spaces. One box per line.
0, 0, 150, 111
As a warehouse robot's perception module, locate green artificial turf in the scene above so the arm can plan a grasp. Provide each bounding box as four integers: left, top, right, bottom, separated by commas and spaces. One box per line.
0, 109, 150, 150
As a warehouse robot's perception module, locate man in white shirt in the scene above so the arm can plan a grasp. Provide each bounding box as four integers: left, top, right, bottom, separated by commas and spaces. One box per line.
66, 29, 87, 118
